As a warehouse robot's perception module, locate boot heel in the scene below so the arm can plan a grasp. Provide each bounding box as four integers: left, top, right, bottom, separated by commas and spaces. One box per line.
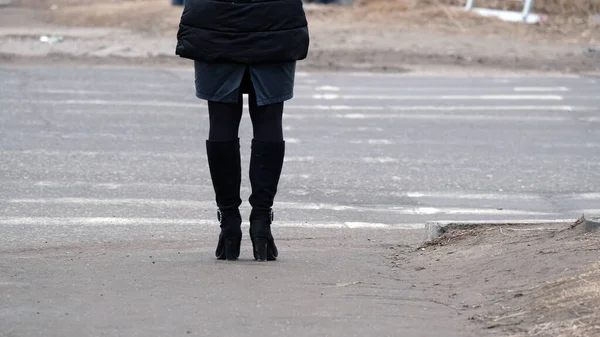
224, 238, 239, 261
253, 238, 268, 262
266, 239, 277, 261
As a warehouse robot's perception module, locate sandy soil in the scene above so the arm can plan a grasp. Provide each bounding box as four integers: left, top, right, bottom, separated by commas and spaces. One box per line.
1, 0, 599, 72
393, 221, 600, 337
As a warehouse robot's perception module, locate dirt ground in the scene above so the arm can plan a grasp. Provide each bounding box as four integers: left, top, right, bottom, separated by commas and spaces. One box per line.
1, 0, 599, 72
393, 221, 600, 337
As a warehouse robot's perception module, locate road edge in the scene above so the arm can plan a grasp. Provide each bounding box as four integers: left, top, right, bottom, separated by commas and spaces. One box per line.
422, 218, 579, 242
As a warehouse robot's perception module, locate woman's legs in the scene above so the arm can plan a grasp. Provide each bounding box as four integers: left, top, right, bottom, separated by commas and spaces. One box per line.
206, 97, 244, 260
205, 83, 287, 261
247, 91, 285, 261
248, 93, 284, 142
207, 97, 243, 141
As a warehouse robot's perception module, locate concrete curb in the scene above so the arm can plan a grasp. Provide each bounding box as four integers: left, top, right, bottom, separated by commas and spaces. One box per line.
582, 216, 600, 232
423, 218, 578, 242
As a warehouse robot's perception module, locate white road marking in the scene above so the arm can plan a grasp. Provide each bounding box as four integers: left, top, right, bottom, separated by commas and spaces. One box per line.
357, 127, 384, 132
281, 174, 311, 179
5, 100, 594, 113
286, 105, 385, 111
389, 105, 581, 111
565, 193, 600, 200
350, 139, 394, 145
33, 89, 118, 95
427, 219, 577, 226
4, 198, 556, 216
315, 86, 341, 92
306, 86, 573, 93
328, 72, 580, 78
401, 192, 543, 200
1, 149, 207, 159
399, 207, 553, 216
8, 198, 210, 208
579, 209, 600, 215
12, 182, 600, 203
2, 85, 578, 96
284, 105, 588, 111
14, 88, 196, 97
362, 157, 398, 163
538, 143, 600, 149
26, 181, 226, 190
0, 216, 423, 229
334, 113, 569, 122
311, 94, 564, 101
0, 98, 202, 108
284, 156, 314, 162
513, 86, 570, 92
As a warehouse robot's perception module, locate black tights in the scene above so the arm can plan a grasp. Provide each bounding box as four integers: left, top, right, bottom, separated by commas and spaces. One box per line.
208, 91, 284, 142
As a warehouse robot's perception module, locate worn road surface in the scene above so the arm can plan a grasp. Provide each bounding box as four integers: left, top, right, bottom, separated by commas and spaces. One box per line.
1, 64, 599, 336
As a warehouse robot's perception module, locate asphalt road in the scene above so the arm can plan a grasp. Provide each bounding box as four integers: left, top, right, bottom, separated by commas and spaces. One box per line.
1, 65, 600, 229
1, 64, 599, 336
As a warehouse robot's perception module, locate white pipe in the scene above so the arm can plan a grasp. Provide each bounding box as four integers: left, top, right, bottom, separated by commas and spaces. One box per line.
522, 0, 535, 21
465, 0, 475, 10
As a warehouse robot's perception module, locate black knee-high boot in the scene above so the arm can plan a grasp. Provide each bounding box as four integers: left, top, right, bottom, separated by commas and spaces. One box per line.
206, 139, 242, 260
248, 139, 285, 261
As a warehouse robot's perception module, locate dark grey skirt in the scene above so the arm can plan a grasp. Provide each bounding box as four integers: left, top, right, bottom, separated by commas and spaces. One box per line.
194, 61, 296, 106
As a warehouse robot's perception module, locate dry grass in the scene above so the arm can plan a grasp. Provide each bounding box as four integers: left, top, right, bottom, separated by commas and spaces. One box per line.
356, 0, 600, 16
500, 263, 600, 337
35, 0, 599, 42
440, 223, 600, 337
40, 0, 182, 34
339, 0, 599, 41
